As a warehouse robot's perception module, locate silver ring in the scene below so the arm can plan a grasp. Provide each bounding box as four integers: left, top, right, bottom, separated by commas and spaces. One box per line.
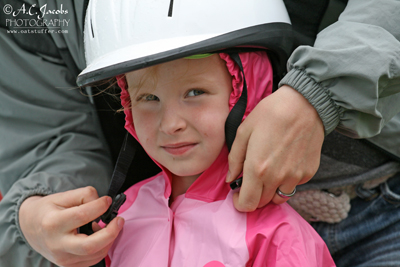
276, 187, 296, 199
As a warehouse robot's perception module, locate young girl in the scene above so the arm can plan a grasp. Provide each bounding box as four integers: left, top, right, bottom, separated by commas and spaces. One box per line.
77, 1, 335, 266
102, 51, 335, 266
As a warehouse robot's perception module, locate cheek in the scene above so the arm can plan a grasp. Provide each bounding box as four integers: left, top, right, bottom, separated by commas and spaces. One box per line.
136, 126, 152, 144
197, 105, 229, 143
131, 110, 156, 147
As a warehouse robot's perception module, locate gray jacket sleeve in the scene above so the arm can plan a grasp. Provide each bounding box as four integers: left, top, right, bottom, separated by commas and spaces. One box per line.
279, 0, 400, 138
0, 22, 112, 267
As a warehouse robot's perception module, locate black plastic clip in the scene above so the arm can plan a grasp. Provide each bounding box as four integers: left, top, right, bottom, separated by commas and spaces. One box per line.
101, 193, 127, 224
230, 177, 243, 190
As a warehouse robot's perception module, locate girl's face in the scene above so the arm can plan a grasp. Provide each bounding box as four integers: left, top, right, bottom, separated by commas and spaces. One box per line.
126, 55, 232, 180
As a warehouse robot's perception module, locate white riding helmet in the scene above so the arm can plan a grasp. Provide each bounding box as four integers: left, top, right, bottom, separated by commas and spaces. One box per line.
77, 0, 292, 86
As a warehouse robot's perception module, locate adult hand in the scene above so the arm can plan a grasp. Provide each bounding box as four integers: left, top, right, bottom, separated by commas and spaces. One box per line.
19, 186, 124, 267
226, 85, 324, 211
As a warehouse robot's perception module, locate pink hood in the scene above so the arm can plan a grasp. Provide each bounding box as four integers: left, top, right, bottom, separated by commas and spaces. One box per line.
108, 53, 336, 266
116, 52, 273, 201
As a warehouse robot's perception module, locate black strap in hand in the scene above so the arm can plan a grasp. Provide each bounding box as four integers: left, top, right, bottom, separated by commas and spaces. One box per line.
101, 133, 137, 224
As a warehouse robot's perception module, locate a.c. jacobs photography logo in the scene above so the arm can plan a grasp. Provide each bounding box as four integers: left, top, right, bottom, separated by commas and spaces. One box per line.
3, 2, 70, 34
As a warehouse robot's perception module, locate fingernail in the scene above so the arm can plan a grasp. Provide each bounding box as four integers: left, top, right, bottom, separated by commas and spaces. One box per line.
226, 170, 231, 182
106, 196, 112, 206
117, 217, 125, 229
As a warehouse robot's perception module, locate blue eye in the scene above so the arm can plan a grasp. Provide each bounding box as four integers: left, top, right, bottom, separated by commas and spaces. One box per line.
139, 94, 159, 101
187, 89, 204, 97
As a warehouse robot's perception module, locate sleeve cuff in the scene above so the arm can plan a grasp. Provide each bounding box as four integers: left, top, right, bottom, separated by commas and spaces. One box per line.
279, 68, 342, 135
15, 188, 54, 251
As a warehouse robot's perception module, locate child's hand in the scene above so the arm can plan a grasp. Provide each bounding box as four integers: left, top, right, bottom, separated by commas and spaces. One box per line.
19, 186, 124, 267
226, 85, 325, 211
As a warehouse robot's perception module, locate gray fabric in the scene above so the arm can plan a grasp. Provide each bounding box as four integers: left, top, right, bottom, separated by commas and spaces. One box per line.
309, 131, 397, 190
321, 132, 391, 169
367, 115, 400, 160
280, 0, 400, 144
0, 1, 112, 266
280, 0, 400, 189
298, 161, 400, 191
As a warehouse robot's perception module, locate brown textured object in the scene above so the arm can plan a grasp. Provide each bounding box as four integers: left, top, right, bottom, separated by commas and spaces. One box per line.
288, 190, 351, 223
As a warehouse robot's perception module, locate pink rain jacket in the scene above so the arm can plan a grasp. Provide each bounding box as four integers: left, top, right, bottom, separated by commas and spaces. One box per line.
108, 52, 335, 267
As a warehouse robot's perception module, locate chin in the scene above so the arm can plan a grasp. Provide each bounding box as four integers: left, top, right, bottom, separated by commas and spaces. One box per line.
171, 170, 203, 177
168, 166, 206, 178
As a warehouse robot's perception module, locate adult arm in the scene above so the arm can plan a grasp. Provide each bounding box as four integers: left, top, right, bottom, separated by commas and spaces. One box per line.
281, 0, 400, 138
227, 0, 400, 211
0, 26, 116, 266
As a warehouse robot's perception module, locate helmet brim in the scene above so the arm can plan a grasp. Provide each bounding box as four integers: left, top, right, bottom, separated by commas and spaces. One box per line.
77, 23, 292, 87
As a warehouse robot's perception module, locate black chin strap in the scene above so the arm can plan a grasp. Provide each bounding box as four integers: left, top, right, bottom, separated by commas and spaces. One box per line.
101, 132, 137, 224
225, 53, 248, 151
225, 53, 248, 189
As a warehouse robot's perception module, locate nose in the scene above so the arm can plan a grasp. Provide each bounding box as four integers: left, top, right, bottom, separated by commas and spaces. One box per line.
159, 104, 187, 135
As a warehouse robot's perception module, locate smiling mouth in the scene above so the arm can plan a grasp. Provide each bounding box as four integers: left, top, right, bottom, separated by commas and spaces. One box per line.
161, 142, 198, 156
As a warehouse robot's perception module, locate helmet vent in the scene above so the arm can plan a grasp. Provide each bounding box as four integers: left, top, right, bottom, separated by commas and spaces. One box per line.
168, 0, 174, 17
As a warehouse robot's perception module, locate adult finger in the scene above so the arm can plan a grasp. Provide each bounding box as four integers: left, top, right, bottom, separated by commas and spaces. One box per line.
51, 186, 101, 208
232, 167, 264, 212
256, 183, 277, 208
57, 196, 111, 231
226, 124, 251, 183
271, 182, 298, 205
64, 217, 124, 256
